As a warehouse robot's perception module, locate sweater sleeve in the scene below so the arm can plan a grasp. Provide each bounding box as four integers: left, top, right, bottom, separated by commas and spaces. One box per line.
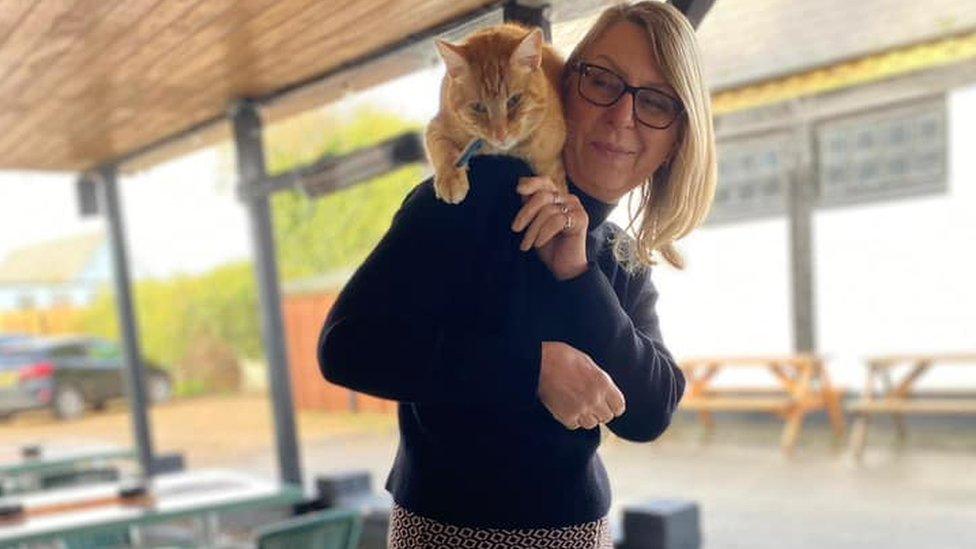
550, 258, 686, 442
317, 177, 542, 407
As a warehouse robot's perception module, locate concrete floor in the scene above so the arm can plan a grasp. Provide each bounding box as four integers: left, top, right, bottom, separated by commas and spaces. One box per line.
600, 415, 976, 549
5, 397, 973, 548
248, 413, 976, 549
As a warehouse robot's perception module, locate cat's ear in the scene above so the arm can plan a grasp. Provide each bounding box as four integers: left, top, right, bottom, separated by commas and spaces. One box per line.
435, 40, 469, 79
510, 28, 543, 72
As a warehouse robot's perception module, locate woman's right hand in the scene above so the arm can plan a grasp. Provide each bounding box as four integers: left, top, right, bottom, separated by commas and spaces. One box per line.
537, 341, 626, 430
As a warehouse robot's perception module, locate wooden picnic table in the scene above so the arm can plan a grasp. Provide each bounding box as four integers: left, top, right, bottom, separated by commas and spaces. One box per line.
677, 354, 847, 455
847, 353, 976, 459
0, 468, 305, 547
0, 445, 133, 477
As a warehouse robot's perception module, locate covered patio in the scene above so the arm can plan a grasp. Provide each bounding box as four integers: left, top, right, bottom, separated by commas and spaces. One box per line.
5, 0, 974, 547
0, 1, 714, 546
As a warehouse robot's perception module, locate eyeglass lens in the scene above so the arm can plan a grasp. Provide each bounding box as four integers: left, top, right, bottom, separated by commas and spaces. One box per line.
578, 64, 680, 129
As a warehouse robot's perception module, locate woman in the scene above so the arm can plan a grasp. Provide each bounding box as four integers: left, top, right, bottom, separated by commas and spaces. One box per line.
317, 2, 716, 547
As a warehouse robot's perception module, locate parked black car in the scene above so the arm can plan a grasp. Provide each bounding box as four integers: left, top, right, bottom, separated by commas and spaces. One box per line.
0, 335, 172, 420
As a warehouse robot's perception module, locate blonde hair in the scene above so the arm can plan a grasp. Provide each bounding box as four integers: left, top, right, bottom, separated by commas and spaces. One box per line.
564, 1, 717, 272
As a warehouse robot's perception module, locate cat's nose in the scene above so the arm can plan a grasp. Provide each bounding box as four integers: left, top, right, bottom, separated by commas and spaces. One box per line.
492, 129, 507, 141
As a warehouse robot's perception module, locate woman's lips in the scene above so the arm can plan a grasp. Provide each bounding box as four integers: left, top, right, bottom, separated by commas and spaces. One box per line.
590, 140, 636, 161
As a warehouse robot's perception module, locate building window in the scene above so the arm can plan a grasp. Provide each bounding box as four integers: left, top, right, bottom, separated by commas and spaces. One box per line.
709, 132, 792, 224
817, 97, 947, 206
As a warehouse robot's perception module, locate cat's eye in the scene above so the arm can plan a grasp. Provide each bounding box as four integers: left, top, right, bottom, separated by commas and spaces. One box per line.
506, 94, 522, 109
470, 102, 487, 115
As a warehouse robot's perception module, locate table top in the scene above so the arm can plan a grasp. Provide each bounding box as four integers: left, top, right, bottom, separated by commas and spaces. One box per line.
0, 469, 305, 545
679, 354, 824, 367
0, 445, 134, 477
866, 353, 976, 367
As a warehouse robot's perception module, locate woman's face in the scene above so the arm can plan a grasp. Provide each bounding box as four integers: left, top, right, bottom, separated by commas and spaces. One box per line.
563, 21, 682, 204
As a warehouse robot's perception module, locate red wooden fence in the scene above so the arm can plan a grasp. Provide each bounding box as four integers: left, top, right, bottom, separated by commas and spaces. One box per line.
282, 290, 397, 413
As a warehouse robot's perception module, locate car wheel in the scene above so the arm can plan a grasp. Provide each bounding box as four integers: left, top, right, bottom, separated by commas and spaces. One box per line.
148, 373, 172, 404
53, 385, 86, 420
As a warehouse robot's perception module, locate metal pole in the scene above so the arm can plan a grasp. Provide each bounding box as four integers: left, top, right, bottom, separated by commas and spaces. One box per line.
669, 0, 717, 28
230, 99, 303, 486
96, 165, 154, 479
786, 116, 818, 353
503, 1, 551, 41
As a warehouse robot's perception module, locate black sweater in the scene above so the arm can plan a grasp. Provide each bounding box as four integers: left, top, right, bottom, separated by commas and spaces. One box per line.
317, 155, 685, 529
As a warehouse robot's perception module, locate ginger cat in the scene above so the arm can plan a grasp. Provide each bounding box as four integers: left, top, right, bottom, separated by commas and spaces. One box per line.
426, 24, 567, 204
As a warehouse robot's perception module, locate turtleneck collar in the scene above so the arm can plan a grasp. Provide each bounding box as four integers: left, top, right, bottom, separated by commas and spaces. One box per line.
566, 176, 617, 231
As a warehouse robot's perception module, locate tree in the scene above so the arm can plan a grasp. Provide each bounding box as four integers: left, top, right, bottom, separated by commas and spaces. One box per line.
262, 106, 427, 281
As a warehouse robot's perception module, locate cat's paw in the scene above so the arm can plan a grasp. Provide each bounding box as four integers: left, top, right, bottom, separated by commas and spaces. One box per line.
434, 168, 470, 204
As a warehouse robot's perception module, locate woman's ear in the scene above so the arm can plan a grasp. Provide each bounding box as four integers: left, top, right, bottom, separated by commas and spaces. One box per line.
658, 146, 677, 176
665, 129, 683, 166
662, 148, 675, 168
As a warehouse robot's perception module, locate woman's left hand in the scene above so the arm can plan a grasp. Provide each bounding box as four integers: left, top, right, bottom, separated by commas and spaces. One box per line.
512, 176, 589, 281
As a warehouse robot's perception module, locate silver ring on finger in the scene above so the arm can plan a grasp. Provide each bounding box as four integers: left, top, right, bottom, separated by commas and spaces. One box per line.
563, 212, 574, 233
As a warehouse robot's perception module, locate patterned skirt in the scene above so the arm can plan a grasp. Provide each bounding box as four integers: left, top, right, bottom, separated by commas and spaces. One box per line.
387, 503, 614, 549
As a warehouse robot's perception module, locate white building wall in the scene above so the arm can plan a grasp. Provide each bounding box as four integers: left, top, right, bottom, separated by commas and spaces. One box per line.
633, 83, 976, 394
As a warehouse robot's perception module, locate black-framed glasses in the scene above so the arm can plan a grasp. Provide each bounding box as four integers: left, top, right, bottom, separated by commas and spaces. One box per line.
574, 62, 684, 129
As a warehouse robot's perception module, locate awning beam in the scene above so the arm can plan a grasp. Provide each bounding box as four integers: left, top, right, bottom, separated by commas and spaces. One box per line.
669, 0, 716, 28
239, 132, 425, 201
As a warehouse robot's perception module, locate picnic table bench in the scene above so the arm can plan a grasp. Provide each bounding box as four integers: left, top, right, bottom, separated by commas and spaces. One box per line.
0, 445, 134, 496
847, 353, 976, 460
677, 354, 847, 455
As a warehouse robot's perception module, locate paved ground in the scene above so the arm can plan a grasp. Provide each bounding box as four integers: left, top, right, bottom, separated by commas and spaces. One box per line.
3, 395, 974, 548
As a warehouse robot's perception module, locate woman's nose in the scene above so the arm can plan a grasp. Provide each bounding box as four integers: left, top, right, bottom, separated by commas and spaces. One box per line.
604, 92, 636, 129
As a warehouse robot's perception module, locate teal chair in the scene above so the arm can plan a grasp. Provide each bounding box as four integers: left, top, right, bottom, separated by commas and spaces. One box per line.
63, 523, 196, 549
257, 507, 363, 549
63, 526, 130, 549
